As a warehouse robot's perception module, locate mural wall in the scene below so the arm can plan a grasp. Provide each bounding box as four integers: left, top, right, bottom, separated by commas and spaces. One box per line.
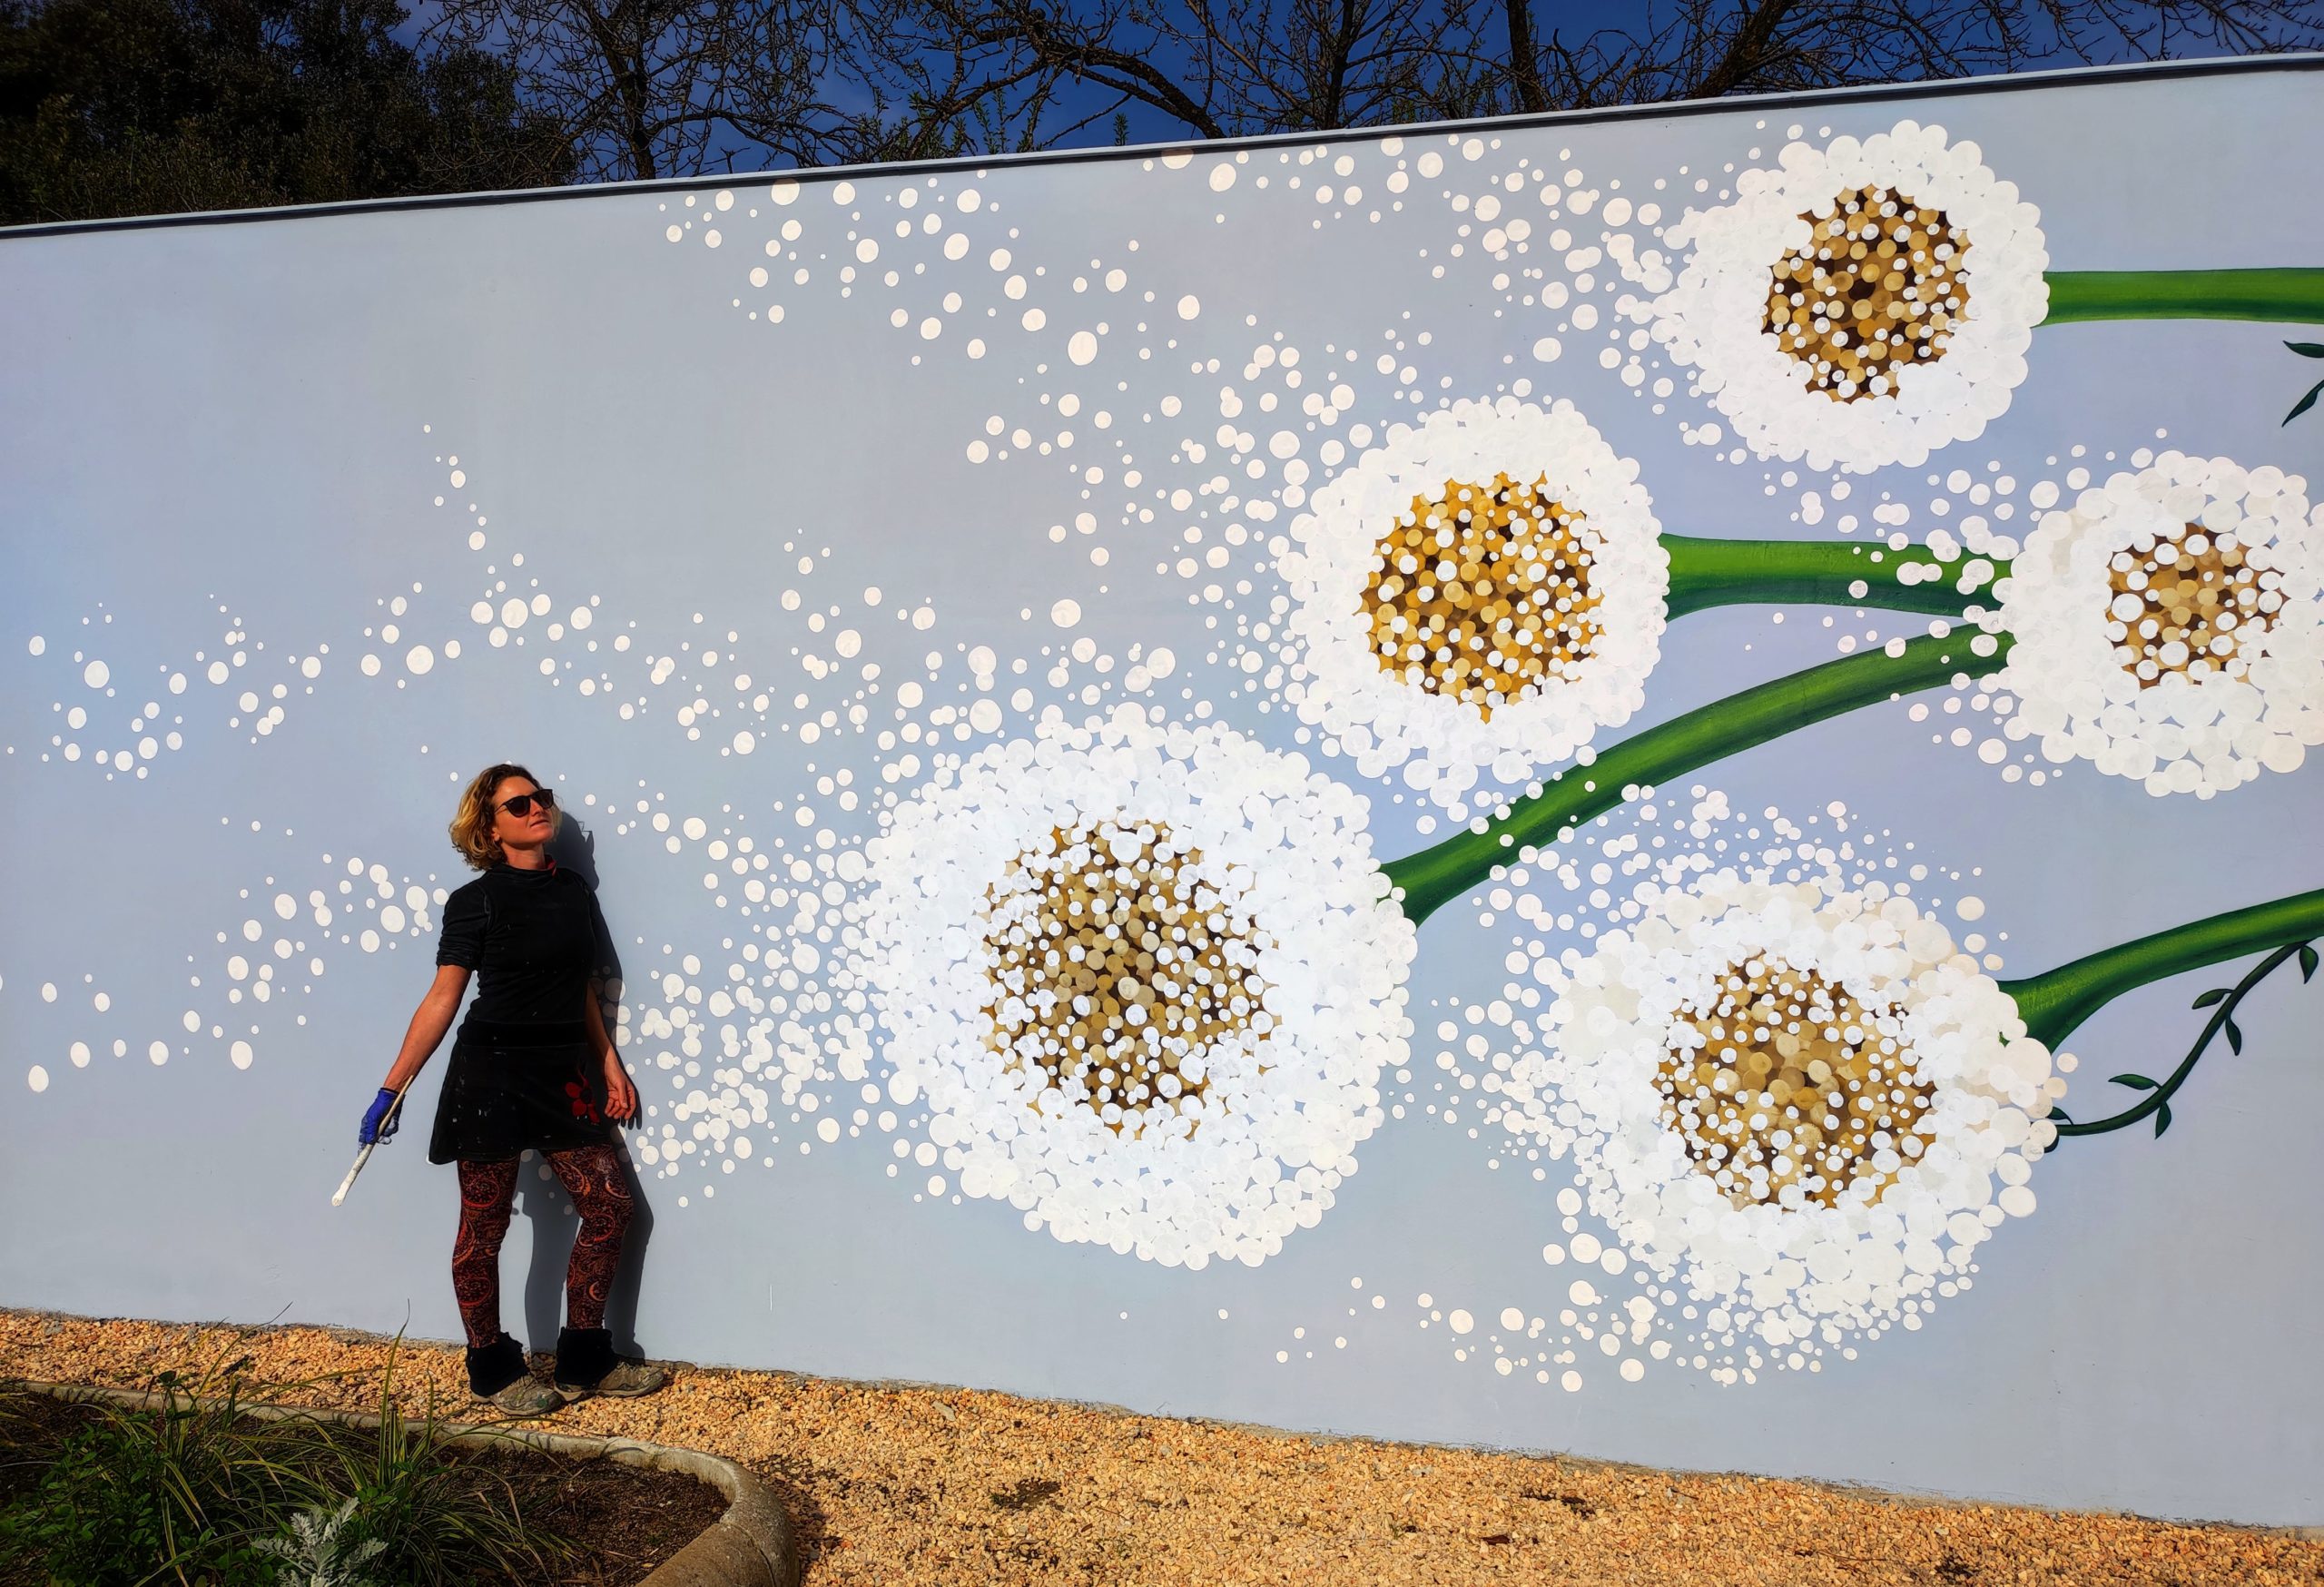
5, 56, 2321, 1524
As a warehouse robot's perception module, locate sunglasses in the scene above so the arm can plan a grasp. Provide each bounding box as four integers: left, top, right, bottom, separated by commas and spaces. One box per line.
496, 787, 556, 818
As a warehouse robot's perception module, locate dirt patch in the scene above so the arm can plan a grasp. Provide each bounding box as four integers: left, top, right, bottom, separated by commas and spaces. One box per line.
458, 1434, 728, 1584
6, 1309, 2321, 1586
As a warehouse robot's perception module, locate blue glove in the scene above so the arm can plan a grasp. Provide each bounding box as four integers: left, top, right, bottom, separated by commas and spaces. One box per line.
359, 1088, 402, 1146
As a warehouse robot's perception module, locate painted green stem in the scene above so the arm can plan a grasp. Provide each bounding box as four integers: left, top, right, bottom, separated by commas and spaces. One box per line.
2041, 269, 2324, 326
2000, 889, 2324, 1052
1660, 534, 2005, 620
2046, 941, 2315, 1140
1381, 629, 2013, 927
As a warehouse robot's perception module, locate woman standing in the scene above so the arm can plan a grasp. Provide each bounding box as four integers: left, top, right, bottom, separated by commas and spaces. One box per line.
359, 763, 665, 1414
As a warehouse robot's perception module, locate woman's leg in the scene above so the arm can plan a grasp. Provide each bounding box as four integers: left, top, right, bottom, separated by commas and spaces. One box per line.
543, 1143, 634, 1331
451, 1158, 522, 1347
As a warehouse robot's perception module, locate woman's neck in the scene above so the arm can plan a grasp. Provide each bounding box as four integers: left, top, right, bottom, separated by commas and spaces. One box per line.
498, 845, 552, 872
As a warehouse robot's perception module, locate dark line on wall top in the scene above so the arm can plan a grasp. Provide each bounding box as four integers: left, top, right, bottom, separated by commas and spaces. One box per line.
3, 50, 2319, 242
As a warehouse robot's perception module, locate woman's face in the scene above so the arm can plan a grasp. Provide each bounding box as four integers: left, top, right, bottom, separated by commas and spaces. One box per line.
488, 775, 555, 854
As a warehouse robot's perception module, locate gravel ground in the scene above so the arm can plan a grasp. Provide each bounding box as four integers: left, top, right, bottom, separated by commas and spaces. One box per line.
5, 1308, 2317, 1586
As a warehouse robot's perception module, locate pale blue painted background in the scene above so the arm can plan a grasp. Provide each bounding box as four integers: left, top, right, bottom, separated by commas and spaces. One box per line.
4, 60, 2320, 1525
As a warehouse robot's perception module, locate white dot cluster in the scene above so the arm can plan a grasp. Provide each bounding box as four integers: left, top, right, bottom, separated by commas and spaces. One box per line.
1650, 121, 2049, 473
1499, 857, 2055, 1350
1279, 397, 1667, 811
854, 707, 1416, 1267
10, 429, 1197, 1202
19, 843, 459, 1094
23, 607, 343, 779
1998, 452, 2323, 796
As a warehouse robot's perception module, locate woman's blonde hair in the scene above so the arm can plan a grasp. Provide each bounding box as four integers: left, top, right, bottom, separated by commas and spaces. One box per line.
449, 763, 559, 871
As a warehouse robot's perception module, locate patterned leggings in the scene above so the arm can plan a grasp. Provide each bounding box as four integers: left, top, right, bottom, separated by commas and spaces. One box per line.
452, 1145, 633, 1349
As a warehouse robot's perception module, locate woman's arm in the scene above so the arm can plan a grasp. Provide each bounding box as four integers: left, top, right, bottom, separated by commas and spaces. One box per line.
586, 983, 638, 1121
379, 965, 471, 1092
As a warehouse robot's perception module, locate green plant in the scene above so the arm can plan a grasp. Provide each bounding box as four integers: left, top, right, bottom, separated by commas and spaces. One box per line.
0, 1346, 313, 1587
292, 1335, 576, 1587
0, 1407, 192, 1583
253, 1500, 388, 1587
0, 1331, 576, 1587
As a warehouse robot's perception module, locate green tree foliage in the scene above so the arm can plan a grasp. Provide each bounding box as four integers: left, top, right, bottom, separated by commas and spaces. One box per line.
0, 0, 576, 223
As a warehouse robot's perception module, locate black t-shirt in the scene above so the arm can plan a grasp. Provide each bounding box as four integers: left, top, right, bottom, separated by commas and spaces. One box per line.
435, 862, 607, 1033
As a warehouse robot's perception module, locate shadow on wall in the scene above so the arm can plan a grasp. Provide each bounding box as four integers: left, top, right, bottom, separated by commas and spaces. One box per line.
515, 1153, 655, 1355
515, 818, 654, 1356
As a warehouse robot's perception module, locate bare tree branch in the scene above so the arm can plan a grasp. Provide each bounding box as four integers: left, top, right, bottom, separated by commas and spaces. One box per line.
420, 0, 830, 179
428, 0, 2324, 181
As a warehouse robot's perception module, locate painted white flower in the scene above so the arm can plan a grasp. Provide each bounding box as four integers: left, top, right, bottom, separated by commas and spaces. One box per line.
1498, 862, 2056, 1348
855, 707, 1416, 1269
1281, 396, 1668, 813
1997, 452, 2324, 796
1651, 120, 2048, 473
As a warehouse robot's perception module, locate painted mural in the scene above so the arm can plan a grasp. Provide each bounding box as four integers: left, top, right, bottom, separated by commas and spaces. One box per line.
5, 57, 2321, 1523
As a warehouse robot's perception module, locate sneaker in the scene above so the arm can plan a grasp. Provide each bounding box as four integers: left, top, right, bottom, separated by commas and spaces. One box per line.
481, 1376, 566, 1416
552, 1325, 667, 1400
566, 1357, 666, 1400
464, 1332, 561, 1417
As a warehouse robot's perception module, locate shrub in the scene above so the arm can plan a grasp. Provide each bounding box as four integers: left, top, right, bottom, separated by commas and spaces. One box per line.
254, 1499, 389, 1587
0, 1349, 310, 1585
0, 1332, 574, 1586
295, 1336, 574, 1585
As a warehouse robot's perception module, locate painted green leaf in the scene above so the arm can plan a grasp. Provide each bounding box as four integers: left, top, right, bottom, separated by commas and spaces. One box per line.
2299, 943, 2319, 982
2191, 987, 2229, 1009
2111, 1073, 2159, 1090
2225, 1020, 2243, 1055
2048, 1106, 2073, 1124
2154, 1102, 2173, 1138
2290, 340, 2324, 358
2287, 378, 2324, 426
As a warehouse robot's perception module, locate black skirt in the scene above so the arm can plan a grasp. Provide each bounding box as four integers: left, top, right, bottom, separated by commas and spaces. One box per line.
427, 1019, 620, 1165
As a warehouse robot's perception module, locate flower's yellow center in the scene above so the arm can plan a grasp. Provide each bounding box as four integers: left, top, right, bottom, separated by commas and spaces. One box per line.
1765, 185, 1971, 402
1657, 958, 1933, 1210
1361, 472, 1600, 720
2106, 524, 2280, 687
982, 820, 1270, 1136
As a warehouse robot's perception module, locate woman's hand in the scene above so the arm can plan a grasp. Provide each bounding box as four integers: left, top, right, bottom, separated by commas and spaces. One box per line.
583, 982, 635, 1122
359, 1087, 403, 1146
601, 1060, 638, 1122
